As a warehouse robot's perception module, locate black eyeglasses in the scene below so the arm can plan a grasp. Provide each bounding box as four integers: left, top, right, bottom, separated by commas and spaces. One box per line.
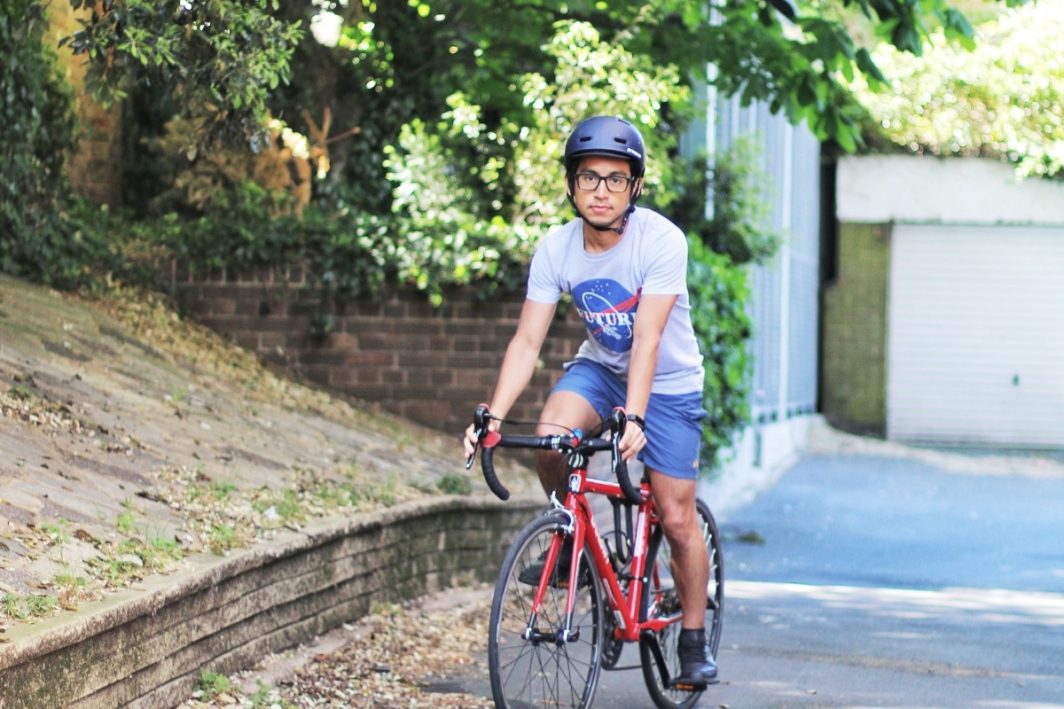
574, 172, 636, 193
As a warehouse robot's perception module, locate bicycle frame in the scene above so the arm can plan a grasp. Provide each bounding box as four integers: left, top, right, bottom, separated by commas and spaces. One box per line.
476, 404, 722, 707
529, 457, 679, 647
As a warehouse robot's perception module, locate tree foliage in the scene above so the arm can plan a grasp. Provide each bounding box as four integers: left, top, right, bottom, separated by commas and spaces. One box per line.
62, 0, 1014, 154
65, 0, 303, 146
0, 1, 114, 288
379, 20, 690, 303
29, 0, 1024, 470
850, 2, 1064, 178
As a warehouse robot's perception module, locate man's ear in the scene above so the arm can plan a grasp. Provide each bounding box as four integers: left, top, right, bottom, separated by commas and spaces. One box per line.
632, 177, 644, 200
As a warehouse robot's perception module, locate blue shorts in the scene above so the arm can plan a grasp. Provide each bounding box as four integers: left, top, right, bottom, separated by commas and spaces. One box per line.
551, 359, 706, 479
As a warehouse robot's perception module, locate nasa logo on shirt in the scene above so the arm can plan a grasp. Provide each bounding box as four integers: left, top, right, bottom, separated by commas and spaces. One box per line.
572, 279, 640, 353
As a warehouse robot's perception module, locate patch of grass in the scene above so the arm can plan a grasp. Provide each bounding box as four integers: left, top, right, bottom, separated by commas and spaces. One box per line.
53, 572, 87, 589
368, 477, 399, 507
139, 534, 184, 571
41, 518, 71, 545
209, 524, 240, 554
248, 681, 291, 708
196, 670, 232, 699
437, 472, 472, 495
312, 480, 359, 510
53, 572, 90, 611
26, 594, 56, 617
2, 593, 27, 619
208, 480, 237, 502
93, 548, 143, 586
91, 529, 183, 586
115, 507, 138, 536
1, 592, 57, 619
253, 488, 306, 525
7, 383, 36, 401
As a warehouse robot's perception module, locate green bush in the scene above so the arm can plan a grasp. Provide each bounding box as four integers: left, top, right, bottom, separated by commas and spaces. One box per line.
0, 2, 109, 290
669, 141, 781, 266
687, 238, 752, 468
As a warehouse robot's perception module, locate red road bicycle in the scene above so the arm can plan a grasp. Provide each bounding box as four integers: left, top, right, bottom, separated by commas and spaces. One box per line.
467, 405, 724, 708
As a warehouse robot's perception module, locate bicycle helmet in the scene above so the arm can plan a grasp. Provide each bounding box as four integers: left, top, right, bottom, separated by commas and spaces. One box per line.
564, 116, 646, 177
564, 116, 645, 234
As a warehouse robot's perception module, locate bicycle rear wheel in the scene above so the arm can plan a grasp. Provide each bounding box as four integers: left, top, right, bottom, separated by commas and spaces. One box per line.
639, 498, 724, 709
488, 511, 604, 708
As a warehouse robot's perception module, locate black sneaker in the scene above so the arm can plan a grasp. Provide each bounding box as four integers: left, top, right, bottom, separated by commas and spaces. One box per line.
517, 539, 575, 587
673, 628, 719, 690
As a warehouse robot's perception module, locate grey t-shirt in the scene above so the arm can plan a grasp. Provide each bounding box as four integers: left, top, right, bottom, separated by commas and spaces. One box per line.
527, 207, 705, 395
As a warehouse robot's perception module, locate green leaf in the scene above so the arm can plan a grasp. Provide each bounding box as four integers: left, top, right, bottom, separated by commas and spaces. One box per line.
855, 48, 887, 86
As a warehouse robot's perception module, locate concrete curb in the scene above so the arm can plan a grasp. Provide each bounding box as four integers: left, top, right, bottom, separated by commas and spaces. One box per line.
0, 495, 543, 708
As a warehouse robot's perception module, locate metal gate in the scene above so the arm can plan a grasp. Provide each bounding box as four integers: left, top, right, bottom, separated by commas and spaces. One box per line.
685, 87, 822, 433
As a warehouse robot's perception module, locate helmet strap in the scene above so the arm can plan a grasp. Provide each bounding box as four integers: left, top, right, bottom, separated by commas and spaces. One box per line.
585, 205, 634, 235
566, 176, 639, 236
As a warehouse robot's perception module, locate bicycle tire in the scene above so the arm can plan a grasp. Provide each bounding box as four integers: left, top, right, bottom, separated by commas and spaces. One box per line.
488, 511, 605, 708
638, 498, 724, 709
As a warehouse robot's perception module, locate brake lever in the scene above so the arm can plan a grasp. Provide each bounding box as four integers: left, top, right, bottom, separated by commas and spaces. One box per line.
464, 434, 482, 470
466, 403, 491, 469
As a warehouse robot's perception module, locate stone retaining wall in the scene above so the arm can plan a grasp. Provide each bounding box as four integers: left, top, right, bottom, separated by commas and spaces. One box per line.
0, 496, 541, 707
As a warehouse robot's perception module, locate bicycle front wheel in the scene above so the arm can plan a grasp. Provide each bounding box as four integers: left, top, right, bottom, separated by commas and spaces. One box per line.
488, 511, 604, 708
639, 498, 724, 709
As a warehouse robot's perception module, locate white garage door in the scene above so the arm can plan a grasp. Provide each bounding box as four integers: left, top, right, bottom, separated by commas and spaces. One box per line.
888, 224, 1064, 447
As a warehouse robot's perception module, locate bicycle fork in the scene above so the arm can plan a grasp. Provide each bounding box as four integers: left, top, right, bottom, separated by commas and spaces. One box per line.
523, 496, 585, 646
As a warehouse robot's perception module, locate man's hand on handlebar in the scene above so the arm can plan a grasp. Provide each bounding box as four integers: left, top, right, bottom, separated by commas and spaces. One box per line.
462, 422, 481, 459
463, 405, 499, 460
617, 418, 647, 463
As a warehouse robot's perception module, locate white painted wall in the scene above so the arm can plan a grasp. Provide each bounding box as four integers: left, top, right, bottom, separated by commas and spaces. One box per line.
837, 155, 1064, 448
838, 156, 1064, 226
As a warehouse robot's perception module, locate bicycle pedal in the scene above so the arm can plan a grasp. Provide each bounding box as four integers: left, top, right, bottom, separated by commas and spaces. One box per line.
670, 678, 716, 692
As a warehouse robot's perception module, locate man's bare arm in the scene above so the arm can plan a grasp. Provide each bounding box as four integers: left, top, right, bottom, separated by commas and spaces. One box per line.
463, 299, 556, 456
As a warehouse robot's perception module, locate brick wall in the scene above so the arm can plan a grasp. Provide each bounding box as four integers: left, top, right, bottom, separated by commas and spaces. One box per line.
175, 269, 589, 433
821, 222, 890, 435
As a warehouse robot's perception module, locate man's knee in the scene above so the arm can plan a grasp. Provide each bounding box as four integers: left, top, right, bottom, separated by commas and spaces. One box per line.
660, 504, 697, 545
653, 487, 699, 547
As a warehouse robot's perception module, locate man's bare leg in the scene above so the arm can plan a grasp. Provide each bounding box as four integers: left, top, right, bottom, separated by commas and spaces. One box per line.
534, 390, 600, 499
649, 469, 718, 687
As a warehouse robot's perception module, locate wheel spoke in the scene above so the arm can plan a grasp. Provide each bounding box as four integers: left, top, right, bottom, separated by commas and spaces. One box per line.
489, 514, 603, 708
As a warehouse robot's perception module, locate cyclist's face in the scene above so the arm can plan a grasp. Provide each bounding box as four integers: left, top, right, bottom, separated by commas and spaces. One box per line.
569, 156, 641, 230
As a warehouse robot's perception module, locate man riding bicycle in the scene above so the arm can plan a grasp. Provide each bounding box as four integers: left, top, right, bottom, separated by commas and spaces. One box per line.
463, 115, 718, 688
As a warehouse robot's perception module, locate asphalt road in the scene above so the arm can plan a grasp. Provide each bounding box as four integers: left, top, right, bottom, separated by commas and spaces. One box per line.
457, 451, 1064, 707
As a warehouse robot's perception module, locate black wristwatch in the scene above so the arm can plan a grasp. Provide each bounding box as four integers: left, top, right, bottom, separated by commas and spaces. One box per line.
626, 413, 646, 432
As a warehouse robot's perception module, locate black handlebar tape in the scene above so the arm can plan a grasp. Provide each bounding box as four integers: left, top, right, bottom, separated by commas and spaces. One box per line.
609, 409, 642, 505
481, 445, 511, 501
